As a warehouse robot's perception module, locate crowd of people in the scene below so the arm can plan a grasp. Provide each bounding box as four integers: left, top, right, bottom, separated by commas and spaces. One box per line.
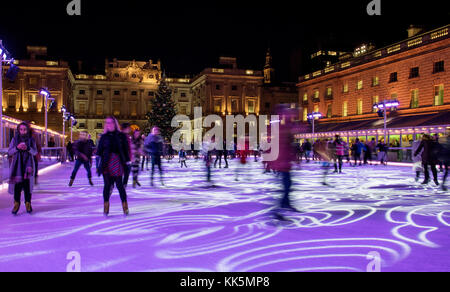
6, 113, 450, 219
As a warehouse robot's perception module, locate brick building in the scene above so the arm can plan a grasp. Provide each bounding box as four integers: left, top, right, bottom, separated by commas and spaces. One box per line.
1, 46, 73, 135
296, 25, 450, 147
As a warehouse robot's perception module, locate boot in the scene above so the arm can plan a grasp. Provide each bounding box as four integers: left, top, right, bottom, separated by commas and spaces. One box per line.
12, 202, 20, 215
132, 180, 137, 188
88, 178, 94, 186
122, 202, 129, 216
25, 202, 33, 214
434, 180, 440, 186
104, 202, 110, 216
69, 179, 74, 187
136, 180, 141, 187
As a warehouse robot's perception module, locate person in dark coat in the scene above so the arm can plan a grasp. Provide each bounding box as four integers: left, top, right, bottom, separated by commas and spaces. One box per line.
414, 134, 439, 186
144, 126, 164, 186
96, 116, 131, 216
121, 123, 133, 188
8, 122, 38, 215
438, 131, 450, 190
69, 131, 94, 187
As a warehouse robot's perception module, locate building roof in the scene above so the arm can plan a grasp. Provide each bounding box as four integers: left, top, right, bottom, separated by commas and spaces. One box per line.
298, 25, 449, 84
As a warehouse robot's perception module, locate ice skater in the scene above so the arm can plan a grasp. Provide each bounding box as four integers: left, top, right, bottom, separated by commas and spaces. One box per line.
179, 148, 188, 168
131, 129, 144, 188
144, 126, 164, 186
414, 134, 439, 186
97, 116, 131, 216
271, 105, 302, 220
412, 138, 424, 182
9, 122, 38, 215
69, 131, 94, 187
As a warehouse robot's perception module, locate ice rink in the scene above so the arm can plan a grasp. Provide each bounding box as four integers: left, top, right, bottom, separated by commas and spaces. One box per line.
0, 158, 449, 272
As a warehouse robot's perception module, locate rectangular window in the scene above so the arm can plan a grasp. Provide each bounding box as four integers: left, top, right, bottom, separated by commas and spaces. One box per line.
29, 77, 37, 85
96, 102, 103, 115
231, 85, 237, 91
96, 123, 103, 129
357, 99, 363, 115
314, 90, 319, 99
130, 102, 137, 116
343, 83, 349, 93
373, 96, 379, 112
357, 80, 363, 90
97, 90, 103, 95
79, 90, 85, 95
216, 85, 221, 90
327, 104, 332, 118
326, 87, 333, 97
433, 61, 445, 73
114, 90, 120, 95
372, 76, 379, 86
434, 85, 444, 106
314, 105, 319, 113
214, 99, 222, 113
148, 92, 154, 97
343, 101, 348, 117
113, 102, 121, 116
231, 99, 239, 113
8, 94, 16, 109
131, 91, 137, 96
389, 72, 398, 83
409, 67, 419, 78
248, 100, 256, 114
180, 92, 187, 98
410, 89, 419, 108
303, 93, 308, 101
79, 103, 86, 115
303, 108, 308, 121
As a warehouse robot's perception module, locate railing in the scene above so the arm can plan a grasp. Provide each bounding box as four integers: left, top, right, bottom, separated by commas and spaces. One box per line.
0, 147, 65, 183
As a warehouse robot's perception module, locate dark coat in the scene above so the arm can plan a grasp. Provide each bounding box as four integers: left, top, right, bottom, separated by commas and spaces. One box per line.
96, 131, 130, 176
144, 134, 163, 156
415, 139, 439, 164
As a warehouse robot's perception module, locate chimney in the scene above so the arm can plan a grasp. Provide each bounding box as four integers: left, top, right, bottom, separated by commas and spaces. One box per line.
407, 25, 423, 38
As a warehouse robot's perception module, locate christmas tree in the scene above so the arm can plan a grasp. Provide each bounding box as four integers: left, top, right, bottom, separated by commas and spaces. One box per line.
146, 73, 177, 140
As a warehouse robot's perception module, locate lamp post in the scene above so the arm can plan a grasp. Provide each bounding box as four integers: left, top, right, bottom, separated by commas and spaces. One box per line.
373, 100, 399, 144
61, 105, 69, 163
0, 42, 12, 149
307, 112, 323, 139
40, 88, 54, 147
70, 115, 77, 143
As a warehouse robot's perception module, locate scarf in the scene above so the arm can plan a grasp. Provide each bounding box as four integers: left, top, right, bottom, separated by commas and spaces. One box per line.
9, 135, 34, 184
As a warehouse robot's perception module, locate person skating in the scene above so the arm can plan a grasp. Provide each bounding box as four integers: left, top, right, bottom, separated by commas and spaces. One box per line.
377, 140, 388, 165
8, 122, 38, 215
144, 126, 164, 186
121, 123, 133, 188
69, 131, 94, 187
202, 139, 213, 183
214, 140, 229, 168
131, 129, 144, 188
414, 134, 439, 186
97, 116, 131, 216
333, 135, 345, 174
271, 105, 302, 217
179, 148, 188, 168
302, 139, 312, 163
438, 130, 450, 191
351, 139, 364, 166
412, 138, 424, 182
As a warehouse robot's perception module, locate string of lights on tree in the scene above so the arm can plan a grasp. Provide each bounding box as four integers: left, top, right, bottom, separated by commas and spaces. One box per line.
146, 73, 177, 140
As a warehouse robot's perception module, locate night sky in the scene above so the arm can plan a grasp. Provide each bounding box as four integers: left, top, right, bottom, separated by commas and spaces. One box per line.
0, 0, 447, 81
